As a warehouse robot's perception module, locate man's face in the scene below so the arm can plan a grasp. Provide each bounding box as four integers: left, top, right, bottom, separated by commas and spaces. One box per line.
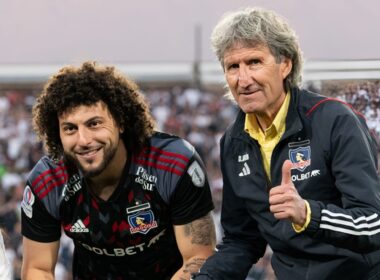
223, 44, 292, 120
59, 101, 123, 178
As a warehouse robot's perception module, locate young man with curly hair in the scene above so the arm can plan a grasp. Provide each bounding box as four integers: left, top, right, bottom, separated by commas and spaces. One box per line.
21, 61, 216, 280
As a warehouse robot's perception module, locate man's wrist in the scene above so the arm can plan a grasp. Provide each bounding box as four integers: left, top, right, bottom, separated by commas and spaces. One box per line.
292, 200, 311, 233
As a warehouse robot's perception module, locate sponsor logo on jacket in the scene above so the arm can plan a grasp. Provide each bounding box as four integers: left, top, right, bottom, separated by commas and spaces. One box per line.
291, 169, 321, 181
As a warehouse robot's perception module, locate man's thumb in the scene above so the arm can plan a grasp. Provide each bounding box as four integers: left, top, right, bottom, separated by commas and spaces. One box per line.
281, 160, 293, 185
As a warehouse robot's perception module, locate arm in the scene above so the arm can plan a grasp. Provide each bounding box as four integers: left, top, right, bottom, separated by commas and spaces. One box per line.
163, 146, 217, 280
194, 134, 267, 280
21, 159, 64, 279
270, 108, 380, 253
305, 112, 380, 252
21, 237, 60, 280
171, 213, 216, 280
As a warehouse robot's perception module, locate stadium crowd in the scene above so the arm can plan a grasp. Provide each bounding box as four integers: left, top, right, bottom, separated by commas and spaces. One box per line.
0, 80, 380, 280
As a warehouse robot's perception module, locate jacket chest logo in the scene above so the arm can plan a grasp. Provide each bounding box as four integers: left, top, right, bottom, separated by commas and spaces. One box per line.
288, 141, 320, 182
289, 146, 311, 172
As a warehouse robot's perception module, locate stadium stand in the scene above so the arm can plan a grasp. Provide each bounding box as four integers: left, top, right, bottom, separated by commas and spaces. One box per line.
0, 80, 379, 279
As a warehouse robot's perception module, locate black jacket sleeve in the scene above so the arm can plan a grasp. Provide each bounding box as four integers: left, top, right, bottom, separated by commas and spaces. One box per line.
194, 134, 267, 280
305, 106, 380, 253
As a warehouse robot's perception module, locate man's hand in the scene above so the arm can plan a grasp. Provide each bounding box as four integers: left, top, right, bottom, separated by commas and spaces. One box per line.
269, 160, 306, 226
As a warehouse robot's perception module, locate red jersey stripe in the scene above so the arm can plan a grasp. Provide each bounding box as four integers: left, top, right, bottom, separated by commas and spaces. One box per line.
38, 175, 68, 199
135, 153, 187, 170
306, 98, 366, 120
33, 169, 67, 195
32, 165, 67, 190
142, 146, 190, 163
132, 158, 183, 176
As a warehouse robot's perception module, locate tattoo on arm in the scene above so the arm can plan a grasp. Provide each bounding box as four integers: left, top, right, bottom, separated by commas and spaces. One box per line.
178, 258, 207, 280
183, 213, 216, 245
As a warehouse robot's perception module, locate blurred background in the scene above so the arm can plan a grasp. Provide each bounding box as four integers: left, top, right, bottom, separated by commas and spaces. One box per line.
1, 0, 380, 279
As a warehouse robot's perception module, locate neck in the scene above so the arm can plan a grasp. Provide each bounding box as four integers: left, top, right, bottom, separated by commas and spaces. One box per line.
88, 141, 127, 200
256, 91, 287, 131
256, 113, 275, 132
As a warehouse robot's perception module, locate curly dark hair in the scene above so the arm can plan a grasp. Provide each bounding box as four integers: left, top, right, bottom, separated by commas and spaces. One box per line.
32, 61, 155, 160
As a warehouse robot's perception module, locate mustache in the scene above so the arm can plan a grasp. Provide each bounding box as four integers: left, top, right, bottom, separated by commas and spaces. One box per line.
239, 86, 262, 94
75, 146, 101, 154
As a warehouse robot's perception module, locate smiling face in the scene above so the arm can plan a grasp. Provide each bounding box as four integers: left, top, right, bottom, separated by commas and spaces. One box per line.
223, 44, 292, 126
58, 101, 124, 178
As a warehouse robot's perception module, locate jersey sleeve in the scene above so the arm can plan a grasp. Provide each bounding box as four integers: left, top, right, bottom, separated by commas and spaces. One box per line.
21, 157, 64, 242
21, 186, 61, 242
169, 151, 214, 225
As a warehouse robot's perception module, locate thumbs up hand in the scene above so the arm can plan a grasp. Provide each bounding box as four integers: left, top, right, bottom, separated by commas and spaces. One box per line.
269, 160, 307, 226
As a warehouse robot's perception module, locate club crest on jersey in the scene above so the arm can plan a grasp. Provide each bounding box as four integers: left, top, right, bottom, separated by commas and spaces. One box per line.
21, 186, 35, 218
289, 146, 311, 171
128, 210, 158, 234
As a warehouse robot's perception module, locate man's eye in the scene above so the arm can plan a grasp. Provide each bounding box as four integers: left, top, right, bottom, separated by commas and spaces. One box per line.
249, 59, 260, 65
225, 64, 239, 72
63, 126, 76, 134
89, 121, 101, 127
228, 64, 239, 69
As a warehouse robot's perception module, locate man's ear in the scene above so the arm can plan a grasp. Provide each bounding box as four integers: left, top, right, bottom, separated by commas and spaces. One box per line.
281, 57, 292, 79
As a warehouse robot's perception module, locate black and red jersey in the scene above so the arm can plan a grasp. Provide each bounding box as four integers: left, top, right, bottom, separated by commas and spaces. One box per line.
21, 132, 214, 280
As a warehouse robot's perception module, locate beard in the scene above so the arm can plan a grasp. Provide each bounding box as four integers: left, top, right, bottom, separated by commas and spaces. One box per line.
64, 143, 118, 178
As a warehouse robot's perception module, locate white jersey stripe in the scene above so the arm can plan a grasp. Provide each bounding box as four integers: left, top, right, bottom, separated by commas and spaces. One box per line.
320, 224, 380, 236
321, 209, 378, 223
321, 216, 380, 229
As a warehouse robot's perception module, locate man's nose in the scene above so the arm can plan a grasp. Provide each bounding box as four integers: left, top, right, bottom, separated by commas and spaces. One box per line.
237, 66, 252, 87
77, 128, 92, 146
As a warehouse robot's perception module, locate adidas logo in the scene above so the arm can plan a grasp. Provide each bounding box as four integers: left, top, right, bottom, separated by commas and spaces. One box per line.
70, 219, 89, 233
239, 162, 251, 177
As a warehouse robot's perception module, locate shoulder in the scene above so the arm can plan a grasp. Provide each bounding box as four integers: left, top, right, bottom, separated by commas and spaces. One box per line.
296, 88, 365, 122
26, 156, 69, 197
149, 131, 195, 159
22, 156, 70, 220
131, 132, 196, 179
